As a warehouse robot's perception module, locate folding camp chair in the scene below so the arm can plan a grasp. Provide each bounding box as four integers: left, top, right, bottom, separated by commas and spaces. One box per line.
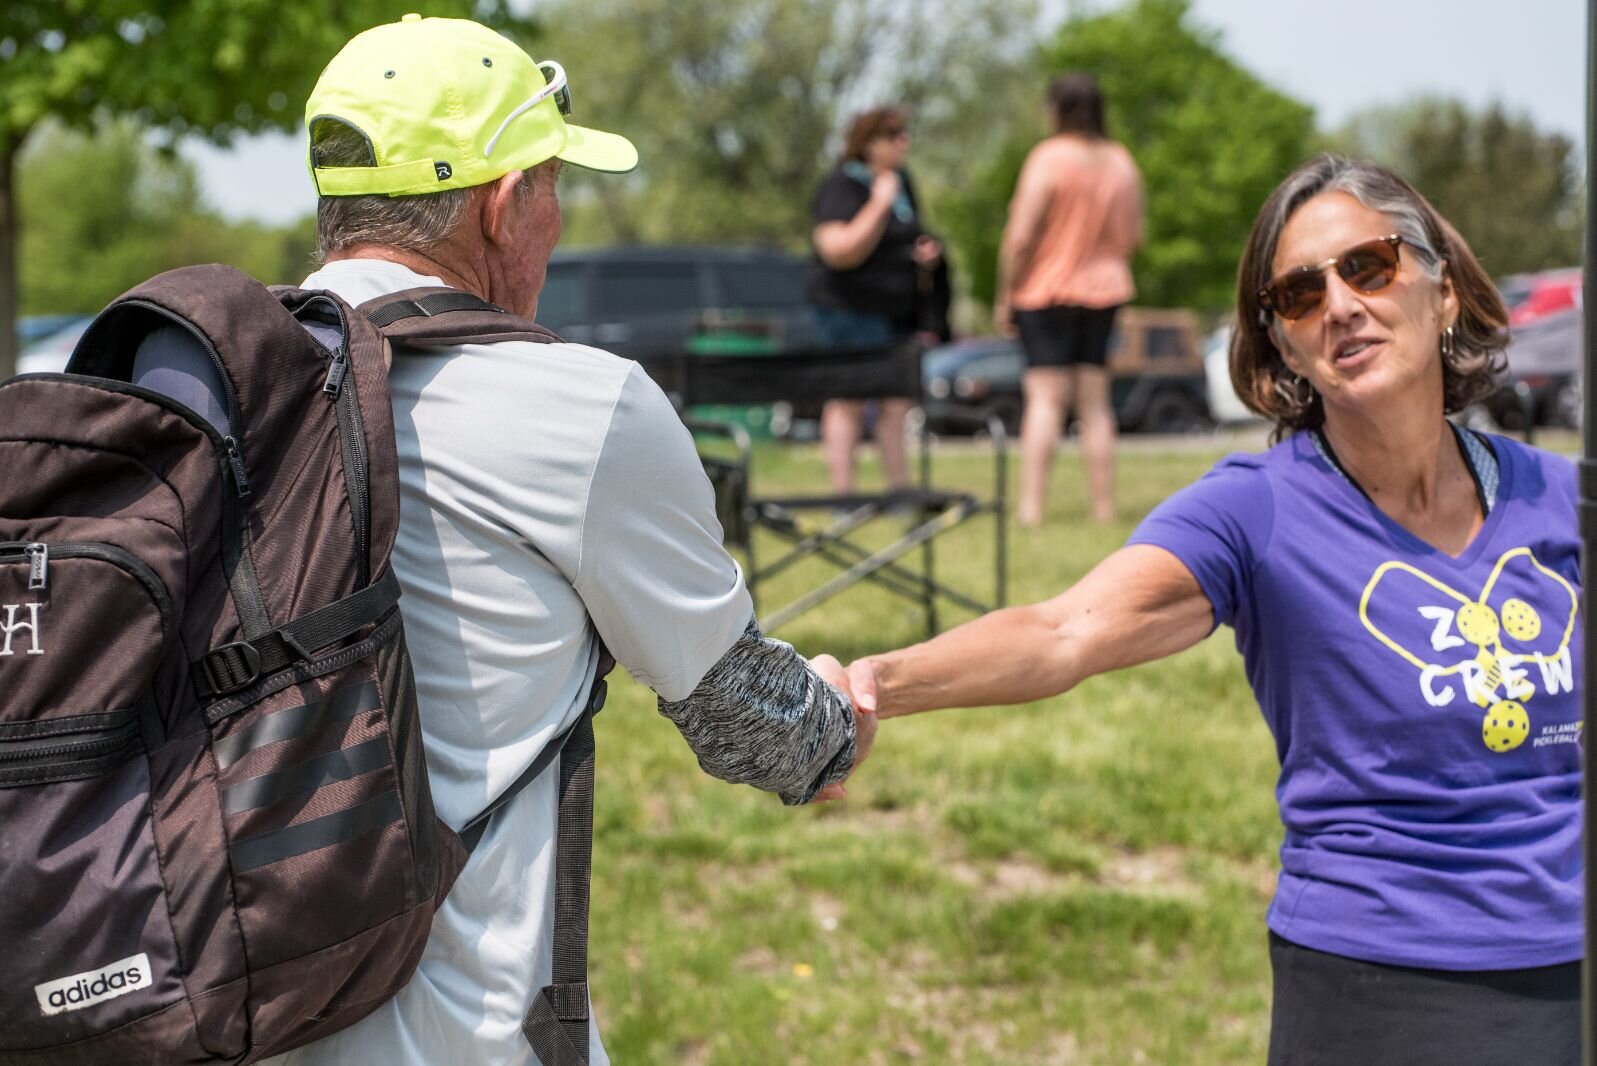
678, 341, 1007, 636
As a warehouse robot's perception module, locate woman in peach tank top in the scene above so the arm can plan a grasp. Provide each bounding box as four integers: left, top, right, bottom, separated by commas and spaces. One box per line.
996, 73, 1144, 526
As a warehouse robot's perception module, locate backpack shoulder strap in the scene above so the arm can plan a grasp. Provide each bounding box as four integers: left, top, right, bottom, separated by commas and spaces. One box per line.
354, 286, 564, 348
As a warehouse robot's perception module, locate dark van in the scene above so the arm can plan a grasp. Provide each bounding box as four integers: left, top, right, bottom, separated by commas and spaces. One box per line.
536, 246, 818, 379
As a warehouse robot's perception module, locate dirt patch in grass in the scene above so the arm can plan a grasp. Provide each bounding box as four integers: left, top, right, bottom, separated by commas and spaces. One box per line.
810, 892, 845, 934
674, 1038, 711, 1066
828, 802, 939, 835
947, 855, 1070, 899
945, 845, 1202, 903
873, 968, 1079, 1064
1098, 845, 1200, 898
734, 944, 782, 976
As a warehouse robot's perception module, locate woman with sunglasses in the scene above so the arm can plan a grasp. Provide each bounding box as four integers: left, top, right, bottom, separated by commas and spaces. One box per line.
837, 155, 1580, 1064
807, 106, 945, 496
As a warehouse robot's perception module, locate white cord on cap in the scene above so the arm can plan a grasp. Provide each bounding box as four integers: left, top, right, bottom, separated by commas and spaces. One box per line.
483, 59, 567, 159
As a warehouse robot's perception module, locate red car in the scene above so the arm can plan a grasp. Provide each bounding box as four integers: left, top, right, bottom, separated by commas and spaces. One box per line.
1501, 268, 1582, 326
1482, 268, 1583, 431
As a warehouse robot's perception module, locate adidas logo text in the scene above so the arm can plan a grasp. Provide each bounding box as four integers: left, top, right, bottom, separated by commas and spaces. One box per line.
35, 953, 150, 1015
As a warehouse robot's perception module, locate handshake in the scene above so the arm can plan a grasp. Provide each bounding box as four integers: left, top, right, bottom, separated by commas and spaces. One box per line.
808, 654, 883, 804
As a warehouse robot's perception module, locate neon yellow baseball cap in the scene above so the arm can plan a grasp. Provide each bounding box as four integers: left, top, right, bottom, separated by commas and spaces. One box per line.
306, 13, 637, 197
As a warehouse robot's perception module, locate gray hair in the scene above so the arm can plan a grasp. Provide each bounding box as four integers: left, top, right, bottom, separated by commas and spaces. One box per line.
1254, 157, 1445, 332
1231, 154, 1508, 439
310, 119, 474, 260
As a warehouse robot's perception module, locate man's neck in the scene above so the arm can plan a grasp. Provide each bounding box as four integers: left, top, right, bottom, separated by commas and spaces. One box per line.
325, 244, 487, 301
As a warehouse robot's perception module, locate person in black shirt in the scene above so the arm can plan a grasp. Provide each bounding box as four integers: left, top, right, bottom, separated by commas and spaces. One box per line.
807, 107, 943, 495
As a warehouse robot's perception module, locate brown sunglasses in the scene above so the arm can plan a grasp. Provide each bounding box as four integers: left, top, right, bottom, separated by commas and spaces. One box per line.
1257, 234, 1406, 321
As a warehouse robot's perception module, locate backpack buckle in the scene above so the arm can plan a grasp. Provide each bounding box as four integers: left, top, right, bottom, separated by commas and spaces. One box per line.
199, 641, 263, 698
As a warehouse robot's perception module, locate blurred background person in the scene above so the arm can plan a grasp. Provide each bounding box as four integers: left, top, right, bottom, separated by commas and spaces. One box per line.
807, 106, 944, 496
997, 72, 1143, 526
846, 155, 1581, 1065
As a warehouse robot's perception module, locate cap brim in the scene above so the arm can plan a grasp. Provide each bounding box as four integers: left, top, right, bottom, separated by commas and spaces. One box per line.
556, 123, 639, 174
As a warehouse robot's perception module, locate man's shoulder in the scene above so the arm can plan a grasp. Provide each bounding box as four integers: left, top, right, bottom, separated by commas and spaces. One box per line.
460, 335, 635, 372
388, 335, 661, 477
406, 334, 640, 397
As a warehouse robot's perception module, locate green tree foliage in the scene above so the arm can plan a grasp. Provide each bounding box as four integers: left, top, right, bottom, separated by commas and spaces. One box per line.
939, 0, 1315, 312
1329, 98, 1583, 277
0, 1, 533, 375
17, 122, 315, 316
545, 0, 1038, 255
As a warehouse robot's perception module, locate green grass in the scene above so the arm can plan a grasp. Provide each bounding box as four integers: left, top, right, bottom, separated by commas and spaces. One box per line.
588, 430, 1292, 1065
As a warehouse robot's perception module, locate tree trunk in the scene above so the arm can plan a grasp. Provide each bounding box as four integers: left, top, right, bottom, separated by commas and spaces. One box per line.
0, 136, 18, 381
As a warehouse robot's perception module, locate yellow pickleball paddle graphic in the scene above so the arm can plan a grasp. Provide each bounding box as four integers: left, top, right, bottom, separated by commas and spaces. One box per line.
1359, 549, 1577, 754
1500, 598, 1541, 641
1482, 700, 1530, 752
1455, 602, 1500, 644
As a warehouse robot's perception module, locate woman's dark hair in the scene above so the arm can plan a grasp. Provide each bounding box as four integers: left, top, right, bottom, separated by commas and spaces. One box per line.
1048, 73, 1106, 138
841, 106, 909, 162
1231, 154, 1509, 441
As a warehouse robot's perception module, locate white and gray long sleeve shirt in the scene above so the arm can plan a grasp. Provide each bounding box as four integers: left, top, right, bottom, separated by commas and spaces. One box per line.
267, 258, 853, 1066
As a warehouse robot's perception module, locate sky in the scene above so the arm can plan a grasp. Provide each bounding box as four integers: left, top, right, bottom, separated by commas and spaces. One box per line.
185, 0, 1589, 226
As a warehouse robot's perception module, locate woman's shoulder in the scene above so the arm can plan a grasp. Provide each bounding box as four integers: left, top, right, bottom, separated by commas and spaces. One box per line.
1028, 136, 1140, 178
1218, 434, 1305, 475
813, 163, 854, 192
811, 164, 868, 219
1150, 448, 1276, 517
1196, 432, 1329, 497
1478, 430, 1577, 503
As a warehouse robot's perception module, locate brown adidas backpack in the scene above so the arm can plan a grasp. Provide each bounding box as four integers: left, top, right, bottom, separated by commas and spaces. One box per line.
0, 264, 606, 1065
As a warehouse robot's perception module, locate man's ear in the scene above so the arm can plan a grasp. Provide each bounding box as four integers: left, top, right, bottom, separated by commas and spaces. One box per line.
481, 170, 526, 249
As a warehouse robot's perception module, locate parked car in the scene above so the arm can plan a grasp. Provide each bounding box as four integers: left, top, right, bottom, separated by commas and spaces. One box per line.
538, 245, 818, 377
17, 313, 92, 350
1500, 267, 1581, 326
1201, 323, 1261, 425
1480, 268, 1583, 431
13, 316, 93, 376
921, 307, 1212, 435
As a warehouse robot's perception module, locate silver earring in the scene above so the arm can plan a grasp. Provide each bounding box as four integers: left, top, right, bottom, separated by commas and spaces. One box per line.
1274, 371, 1315, 411
1440, 325, 1456, 357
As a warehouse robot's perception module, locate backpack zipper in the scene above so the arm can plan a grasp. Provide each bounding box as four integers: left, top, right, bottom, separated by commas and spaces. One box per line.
305, 295, 372, 589
26, 543, 46, 589
0, 541, 173, 640
119, 301, 246, 493
0, 718, 141, 764
85, 304, 271, 639
11, 372, 273, 641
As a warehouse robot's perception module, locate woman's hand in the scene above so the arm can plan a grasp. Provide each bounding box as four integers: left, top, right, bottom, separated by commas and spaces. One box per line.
869, 167, 902, 205
912, 235, 943, 268
814, 170, 901, 271
993, 299, 1015, 338
809, 653, 877, 802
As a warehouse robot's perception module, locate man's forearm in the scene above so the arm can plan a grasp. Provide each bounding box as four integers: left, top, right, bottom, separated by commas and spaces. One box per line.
658, 619, 856, 805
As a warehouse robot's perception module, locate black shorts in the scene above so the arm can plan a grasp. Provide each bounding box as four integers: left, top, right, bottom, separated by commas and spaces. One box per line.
1013, 303, 1119, 368
1267, 932, 1579, 1066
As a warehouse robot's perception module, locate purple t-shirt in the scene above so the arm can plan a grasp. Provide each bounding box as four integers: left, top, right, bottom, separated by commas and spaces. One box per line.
1129, 431, 1581, 970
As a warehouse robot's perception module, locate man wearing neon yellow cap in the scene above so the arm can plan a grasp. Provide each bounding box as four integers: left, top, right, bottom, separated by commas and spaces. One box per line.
268, 16, 872, 1066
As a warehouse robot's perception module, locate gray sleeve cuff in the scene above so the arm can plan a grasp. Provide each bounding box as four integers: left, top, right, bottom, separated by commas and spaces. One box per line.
656, 618, 857, 805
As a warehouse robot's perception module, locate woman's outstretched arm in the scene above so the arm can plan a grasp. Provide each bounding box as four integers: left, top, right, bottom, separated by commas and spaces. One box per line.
851, 544, 1215, 718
